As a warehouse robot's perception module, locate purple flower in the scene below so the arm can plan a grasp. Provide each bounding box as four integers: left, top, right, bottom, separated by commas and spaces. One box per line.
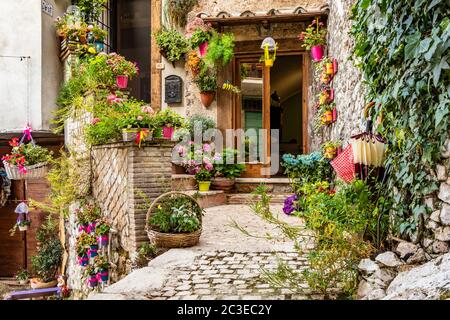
283, 194, 298, 215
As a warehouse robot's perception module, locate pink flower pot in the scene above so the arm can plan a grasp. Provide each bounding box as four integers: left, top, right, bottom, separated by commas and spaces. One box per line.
116, 75, 128, 89
199, 41, 208, 57
332, 107, 337, 122
98, 234, 108, 247
311, 45, 324, 62
333, 58, 338, 74
162, 126, 174, 139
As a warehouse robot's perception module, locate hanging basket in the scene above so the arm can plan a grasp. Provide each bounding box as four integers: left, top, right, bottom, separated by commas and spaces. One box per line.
146, 191, 203, 248
2, 161, 48, 180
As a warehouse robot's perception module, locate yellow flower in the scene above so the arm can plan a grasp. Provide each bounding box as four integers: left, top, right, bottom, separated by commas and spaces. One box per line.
88, 47, 96, 54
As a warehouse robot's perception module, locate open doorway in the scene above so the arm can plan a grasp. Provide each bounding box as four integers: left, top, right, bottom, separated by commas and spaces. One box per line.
270, 55, 303, 159
234, 53, 306, 178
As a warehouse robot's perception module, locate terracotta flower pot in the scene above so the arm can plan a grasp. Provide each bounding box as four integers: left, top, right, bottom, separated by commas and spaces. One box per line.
200, 91, 215, 108
332, 108, 337, 122
211, 177, 235, 192
322, 111, 333, 124
333, 58, 338, 74
311, 45, 324, 62
324, 147, 337, 159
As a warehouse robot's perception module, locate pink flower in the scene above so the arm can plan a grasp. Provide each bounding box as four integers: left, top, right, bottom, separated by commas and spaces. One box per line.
137, 116, 143, 121
203, 143, 211, 152
91, 118, 101, 125
141, 105, 155, 115
188, 141, 194, 145
205, 162, 213, 171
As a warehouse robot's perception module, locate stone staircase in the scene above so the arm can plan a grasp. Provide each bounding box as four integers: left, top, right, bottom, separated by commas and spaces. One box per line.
172, 174, 292, 208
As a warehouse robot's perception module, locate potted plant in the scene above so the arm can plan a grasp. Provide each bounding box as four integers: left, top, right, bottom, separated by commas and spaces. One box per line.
76, 232, 91, 266
212, 148, 245, 192
106, 53, 139, 89
154, 109, 185, 139
190, 28, 212, 57
94, 255, 110, 283
91, 24, 107, 52
95, 219, 111, 247
146, 192, 203, 248
298, 18, 327, 62
15, 268, 30, 285
86, 234, 99, 258
321, 141, 341, 159
204, 31, 235, 67
320, 103, 336, 126
194, 67, 217, 108
17, 219, 31, 232
187, 51, 202, 76
31, 217, 63, 289
75, 207, 89, 232
195, 168, 213, 192
84, 265, 98, 288
154, 28, 189, 64
187, 114, 216, 138
2, 138, 52, 180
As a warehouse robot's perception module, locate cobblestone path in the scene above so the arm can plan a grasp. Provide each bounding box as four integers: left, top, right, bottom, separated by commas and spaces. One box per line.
88, 205, 324, 300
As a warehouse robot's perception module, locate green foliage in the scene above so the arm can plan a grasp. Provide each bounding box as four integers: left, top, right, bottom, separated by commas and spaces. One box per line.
149, 195, 202, 233
187, 114, 216, 136
138, 243, 157, 258
236, 180, 389, 299
195, 168, 213, 182
298, 18, 327, 50
154, 108, 186, 128
154, 28, 189, 62
190, 28, 211, 48
94, 255, 110, 270
204, 31, 235, 67
194, 67, 217, 92
74, 0, 107, 21
350, 0, 450, 239
213, 148, 246, 179
15, 268, 30, 281
281, 152, 333, 186
166, 0, 198, 27
31, 216, 63, 282
95, 219, 111, 236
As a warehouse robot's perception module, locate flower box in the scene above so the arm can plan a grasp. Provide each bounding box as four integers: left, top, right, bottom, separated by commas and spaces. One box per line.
122, 128, 153, 142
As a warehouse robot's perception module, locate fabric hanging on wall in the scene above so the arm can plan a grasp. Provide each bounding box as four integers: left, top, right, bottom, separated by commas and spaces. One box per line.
0, 168, 11, 207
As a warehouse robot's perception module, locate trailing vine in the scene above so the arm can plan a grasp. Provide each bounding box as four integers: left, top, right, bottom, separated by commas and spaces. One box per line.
350, 0, 450, 239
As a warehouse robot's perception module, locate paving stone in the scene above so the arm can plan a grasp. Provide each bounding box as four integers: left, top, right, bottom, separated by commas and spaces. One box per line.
195, 289, 212, 295
175, 285, 192, 291
200, 295, 218, 300
242, 295, 262, 300
212, 278, 229, 284
194, 283, 210, 289
181, 295, 199, 300
176, 290, 192, 296
223, 295, 240, 300
219, 269, 234, 274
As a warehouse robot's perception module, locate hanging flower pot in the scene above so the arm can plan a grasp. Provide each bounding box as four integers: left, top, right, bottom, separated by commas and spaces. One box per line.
329, 88, 334, 102
324, 147, 337, 159
97, 269, 109, 282
326, 62, 334, 75
87, 275, 98, 288
200, 91, 216, 108
332, 107, 337, 122
198, 41, 208, 57
78, 255, 89, 267
322, 111, 333, 124
97, 234, 109, 247
311, 45, 324, 62
18, 224, 29, 232
162, 126, 174, 139
78, 224, 88, 233
88, 245, 99, 258
116, 75, 128, 89
319, 91, 329, 105
333, 58, 338, 74
87, 221, 97, 234
79, 34, 87, 44
94, 41, 104, 53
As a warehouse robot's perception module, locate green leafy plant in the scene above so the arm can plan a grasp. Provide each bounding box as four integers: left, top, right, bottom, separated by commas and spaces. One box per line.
74, 0, 107, 22
95, 219, 111, 236
31, 216, 63, 282
282, 152, 333, 185
350, 0, 450, 240
154, 108, 186, 128
2, 138, 53, 167
15, 269, 30, 281
187, 114, 216, 137
84, 265, 96, 277
138, 243, 157, 258
213, 148, 246, 179
149, 196, 202, 233
194, 168, 212, 182
94, 255, 110, 271
190, 28, 212, 48
154, 28, 189, 62
204, 31, 235, 67
91, 24, 107, 41
194, 67, 217, 92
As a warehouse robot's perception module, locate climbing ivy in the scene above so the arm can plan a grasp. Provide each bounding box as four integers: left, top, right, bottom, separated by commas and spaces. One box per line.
350, 0, 450, 239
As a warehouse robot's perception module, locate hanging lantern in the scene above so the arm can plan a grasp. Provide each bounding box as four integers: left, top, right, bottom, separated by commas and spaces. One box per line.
261, 37, 278, 67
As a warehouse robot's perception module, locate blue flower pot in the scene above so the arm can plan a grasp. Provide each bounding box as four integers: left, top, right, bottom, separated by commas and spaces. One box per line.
89, 245, 98, 258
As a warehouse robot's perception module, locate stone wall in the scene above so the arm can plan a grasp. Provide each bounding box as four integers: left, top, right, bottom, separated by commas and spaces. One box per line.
326, 0, 366, 145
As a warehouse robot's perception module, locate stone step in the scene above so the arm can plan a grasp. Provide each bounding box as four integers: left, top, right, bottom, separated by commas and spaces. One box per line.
183, 190, 227, 209
172, 174, 293, 194
227, 193, 290, 205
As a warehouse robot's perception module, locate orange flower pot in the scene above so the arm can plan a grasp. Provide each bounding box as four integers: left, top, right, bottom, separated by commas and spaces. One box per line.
326, 63, 334, 75
200, 91, 216, 108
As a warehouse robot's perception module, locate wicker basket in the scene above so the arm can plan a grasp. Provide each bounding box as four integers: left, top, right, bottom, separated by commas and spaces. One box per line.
146, 191, 203, 248
2, 160, 48, 180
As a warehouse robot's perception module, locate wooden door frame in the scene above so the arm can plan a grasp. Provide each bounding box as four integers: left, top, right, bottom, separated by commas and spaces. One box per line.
232, 50, 310, 177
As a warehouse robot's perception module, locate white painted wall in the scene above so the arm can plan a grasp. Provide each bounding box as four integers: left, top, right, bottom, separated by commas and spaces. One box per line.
0, 0, 68, 133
